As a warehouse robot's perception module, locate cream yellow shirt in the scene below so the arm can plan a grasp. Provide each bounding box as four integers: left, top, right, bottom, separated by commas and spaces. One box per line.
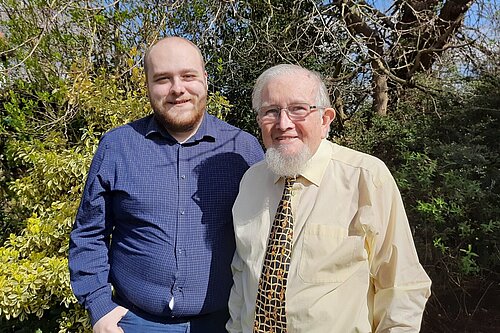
227, 139, 431, 333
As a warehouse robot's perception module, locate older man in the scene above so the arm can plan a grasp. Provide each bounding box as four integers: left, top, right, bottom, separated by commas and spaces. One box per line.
227, 64, 431, 332
69, 37, 264, 333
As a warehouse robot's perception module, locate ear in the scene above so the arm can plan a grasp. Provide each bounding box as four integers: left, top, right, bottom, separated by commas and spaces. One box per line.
320, 107, 335, 139
204, 71, 208, 87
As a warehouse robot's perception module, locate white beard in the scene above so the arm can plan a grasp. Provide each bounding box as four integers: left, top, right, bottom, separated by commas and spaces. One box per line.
265, 145, 312, 177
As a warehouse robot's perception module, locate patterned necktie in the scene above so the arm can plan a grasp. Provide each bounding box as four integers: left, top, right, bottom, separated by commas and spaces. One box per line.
254, 176, 296, 333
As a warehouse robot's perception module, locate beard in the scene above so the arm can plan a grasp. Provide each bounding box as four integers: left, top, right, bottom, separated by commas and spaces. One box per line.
151, 96, 206, 134
265, 145, 312, 177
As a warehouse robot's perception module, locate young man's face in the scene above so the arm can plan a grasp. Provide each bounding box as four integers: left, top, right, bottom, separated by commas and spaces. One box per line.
146, 38, 208, 135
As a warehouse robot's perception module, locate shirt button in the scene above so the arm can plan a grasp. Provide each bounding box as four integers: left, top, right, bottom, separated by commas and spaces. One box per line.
181, 175, 186, 179
180, 210, 185, 215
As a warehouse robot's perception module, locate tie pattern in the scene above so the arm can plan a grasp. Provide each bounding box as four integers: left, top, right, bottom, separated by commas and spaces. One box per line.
254, 176, 296, 333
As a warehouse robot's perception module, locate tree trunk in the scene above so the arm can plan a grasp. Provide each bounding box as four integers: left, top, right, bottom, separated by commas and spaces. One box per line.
335, 0, 389, 115
372, 68, 388, 116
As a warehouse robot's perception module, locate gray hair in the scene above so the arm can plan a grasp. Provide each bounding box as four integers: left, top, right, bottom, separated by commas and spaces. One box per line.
251, 64, 331, 112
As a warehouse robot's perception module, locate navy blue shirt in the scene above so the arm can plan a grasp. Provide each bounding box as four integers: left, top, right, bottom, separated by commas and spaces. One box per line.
69, 113, 264, 325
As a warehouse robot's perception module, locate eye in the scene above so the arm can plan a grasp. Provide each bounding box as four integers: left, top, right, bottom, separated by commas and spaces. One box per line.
155, 76, 170, 83
182, 73, 197, 81
288, 104, 309, 113
263, 108, 279, 118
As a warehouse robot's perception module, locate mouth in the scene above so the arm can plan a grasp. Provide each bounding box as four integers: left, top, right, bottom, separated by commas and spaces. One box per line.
169, 99, 190, 105
275, 136, 298, 143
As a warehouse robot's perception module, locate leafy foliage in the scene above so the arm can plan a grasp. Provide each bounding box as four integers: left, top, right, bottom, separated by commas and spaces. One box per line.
338, 72, 500, 328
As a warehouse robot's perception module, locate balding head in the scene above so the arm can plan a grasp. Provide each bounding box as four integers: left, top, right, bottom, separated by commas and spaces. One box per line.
144, 37, 206, 81
252, 64, 331, 113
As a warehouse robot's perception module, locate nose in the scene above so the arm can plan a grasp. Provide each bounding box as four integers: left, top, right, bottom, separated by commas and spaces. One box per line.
276, 109, 294, 130
170, 77, 186, 95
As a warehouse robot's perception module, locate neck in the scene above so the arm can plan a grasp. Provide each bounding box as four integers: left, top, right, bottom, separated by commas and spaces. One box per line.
168, 120, 203, 143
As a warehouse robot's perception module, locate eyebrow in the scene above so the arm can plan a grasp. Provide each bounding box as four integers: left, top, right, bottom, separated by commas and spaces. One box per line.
152, 68, 202, 78
261, 102, 309, 108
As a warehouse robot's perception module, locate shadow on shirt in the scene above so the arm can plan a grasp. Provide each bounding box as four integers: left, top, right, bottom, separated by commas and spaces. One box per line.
192, 152, 250, 330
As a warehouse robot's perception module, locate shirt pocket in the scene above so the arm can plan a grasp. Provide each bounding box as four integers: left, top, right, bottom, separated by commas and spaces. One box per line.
298, 224, 367, 284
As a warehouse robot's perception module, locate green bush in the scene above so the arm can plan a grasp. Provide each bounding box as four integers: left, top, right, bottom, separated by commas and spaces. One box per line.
338, 74, 500, 283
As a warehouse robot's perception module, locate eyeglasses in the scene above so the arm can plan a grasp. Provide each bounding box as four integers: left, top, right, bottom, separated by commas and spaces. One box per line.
258, 103, 323, 123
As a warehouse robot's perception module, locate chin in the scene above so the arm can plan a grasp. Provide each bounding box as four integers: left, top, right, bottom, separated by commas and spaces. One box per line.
275, 144, 302, 157
265, 145, 312, 177
171, 115, 203, 131
153, 108, 202, 131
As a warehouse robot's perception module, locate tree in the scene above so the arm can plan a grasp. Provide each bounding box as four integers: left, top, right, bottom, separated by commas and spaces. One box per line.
180, 0, 489, 120
327, 0, 476, 115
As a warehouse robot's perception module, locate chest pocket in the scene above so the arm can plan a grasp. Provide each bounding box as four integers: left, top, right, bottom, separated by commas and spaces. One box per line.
298, 224, 367, 284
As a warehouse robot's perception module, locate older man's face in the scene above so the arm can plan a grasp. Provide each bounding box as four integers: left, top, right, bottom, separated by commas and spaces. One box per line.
258, 72, 333, 159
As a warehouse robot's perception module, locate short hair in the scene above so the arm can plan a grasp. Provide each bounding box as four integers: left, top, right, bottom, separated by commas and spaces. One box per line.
143, 37, 206, 80
252, 64, 331, 112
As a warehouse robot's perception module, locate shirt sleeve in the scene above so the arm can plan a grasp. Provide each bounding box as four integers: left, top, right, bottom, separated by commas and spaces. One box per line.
68, 138, 119, 326
365, 167, 432, 332
226, 250, 245, 333
246, 135, 265, 167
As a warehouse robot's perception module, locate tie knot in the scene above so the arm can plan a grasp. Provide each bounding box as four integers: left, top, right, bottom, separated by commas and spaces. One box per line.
285, 176, 296, 187
283, 176, 296, 194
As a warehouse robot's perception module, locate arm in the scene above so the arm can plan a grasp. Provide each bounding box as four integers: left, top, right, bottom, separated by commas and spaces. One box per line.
68, 139, 120, 326
226, 251, 245, 333
367, 170, 432, 332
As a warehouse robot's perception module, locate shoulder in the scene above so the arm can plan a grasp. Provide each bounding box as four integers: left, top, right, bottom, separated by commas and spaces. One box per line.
239, 160, 271, 185
99, 116, 151, 147
330, 142, 386, 169
328, 141, 393, 185
244, 159, 269, 175
208, 114, 258, 142
207, 114, 264, 163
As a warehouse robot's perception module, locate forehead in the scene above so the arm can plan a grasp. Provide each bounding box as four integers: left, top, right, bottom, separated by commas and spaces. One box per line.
146, 40, 204, 74
261, 73, 318, 105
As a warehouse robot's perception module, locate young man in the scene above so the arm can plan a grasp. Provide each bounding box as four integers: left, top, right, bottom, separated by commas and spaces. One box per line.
69, 37, 264, 333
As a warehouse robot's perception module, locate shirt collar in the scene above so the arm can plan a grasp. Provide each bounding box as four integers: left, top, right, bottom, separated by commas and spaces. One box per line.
272, 139, 331, 186
145, 112, 217, 143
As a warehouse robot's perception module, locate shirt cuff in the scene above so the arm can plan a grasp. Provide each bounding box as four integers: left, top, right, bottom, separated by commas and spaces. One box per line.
87, 293, 120, 326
